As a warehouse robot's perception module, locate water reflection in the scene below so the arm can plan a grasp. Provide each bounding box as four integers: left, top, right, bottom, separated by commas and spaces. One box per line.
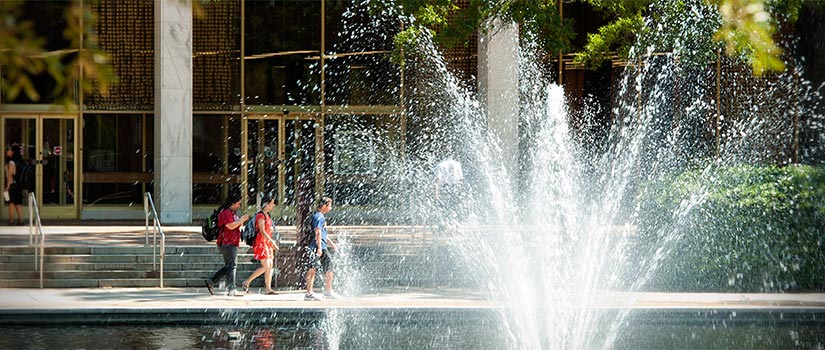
0, 318, 822, 349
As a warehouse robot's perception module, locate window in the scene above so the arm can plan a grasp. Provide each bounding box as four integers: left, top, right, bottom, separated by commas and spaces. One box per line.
82, 114, 151, 205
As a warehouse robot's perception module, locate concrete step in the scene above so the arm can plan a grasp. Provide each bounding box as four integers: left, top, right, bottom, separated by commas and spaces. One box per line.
0, 246, 236, 255
0, 261, 265, 272
0, 242, 454, 289
0, 268, 268, 280
0, 278, 210, 288
0, 253, 256, 264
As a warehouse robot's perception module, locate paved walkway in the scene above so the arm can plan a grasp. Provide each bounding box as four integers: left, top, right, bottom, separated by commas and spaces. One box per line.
1, 287, 823, 323
1, 224, 823, 325
2, 287, 823, 310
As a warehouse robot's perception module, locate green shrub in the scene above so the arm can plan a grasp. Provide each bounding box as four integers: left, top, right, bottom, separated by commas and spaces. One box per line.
636, 164, 825, 292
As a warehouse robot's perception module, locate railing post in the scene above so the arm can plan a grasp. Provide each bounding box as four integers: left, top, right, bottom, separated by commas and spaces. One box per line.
39, 221, 43, 289
144, 192, 165, 288
30, 194, 38, 271
160, 235, 165, 288
28, 196, 33, 246
144, 193, 149, 247
153, 220, 157, 271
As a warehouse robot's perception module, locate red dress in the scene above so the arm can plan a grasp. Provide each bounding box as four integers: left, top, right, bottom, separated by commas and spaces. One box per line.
252, 212, 275, 260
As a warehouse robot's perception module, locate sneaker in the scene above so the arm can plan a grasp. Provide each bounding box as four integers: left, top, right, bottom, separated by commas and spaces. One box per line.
304, 293, 321, 301
228, 289, 244, 297
204, 279, 214, 295
323, 291, 338, 300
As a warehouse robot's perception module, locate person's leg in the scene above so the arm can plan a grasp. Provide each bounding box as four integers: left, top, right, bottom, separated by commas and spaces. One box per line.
305, 267, 316, 294
243, 261, 266, 291
210, 245, 232, 284
321, 251, 334, 296
224, 245, 238, 294
324, 270, 334, 293
263, 258, 274, 293
7, 204, 13, 225
14, 203, 22, 224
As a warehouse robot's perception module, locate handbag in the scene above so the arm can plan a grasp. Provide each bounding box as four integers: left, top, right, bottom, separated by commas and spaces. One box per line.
3, 191, 9, 202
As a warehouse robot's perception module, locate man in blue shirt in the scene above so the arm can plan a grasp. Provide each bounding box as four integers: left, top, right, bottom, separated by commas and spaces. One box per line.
304, 197, 338, 301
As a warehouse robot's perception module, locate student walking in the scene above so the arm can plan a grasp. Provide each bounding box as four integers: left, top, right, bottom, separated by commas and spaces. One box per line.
242, 194, 279, 295
205, 192, 249, 296
304, 197, 337, 301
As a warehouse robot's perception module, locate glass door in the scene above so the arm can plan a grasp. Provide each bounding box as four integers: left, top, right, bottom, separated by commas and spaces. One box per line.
244, 114, 319, 218
1, 115, 78, 220
284, 117, 319, 225
41, 118, 76, 210
247, 117, 282, 208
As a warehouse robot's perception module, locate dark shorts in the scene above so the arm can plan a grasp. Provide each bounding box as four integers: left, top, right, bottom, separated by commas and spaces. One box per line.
304, 247, 333, 273
7, 183, 22, 205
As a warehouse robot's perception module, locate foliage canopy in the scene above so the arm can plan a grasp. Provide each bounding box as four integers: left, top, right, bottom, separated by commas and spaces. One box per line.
373, 0, 812, 76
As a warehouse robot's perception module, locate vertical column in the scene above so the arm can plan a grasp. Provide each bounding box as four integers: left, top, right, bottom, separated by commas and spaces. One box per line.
154, 0, 193, 224
478, 19, 519, 176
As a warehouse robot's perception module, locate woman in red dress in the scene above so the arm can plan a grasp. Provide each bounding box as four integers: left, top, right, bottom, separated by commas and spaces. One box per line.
242, 194, 279, 294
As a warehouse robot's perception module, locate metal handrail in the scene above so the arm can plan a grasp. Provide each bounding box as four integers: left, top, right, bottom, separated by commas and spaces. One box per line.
28, 193, 45, 289
144, 192, 166, 288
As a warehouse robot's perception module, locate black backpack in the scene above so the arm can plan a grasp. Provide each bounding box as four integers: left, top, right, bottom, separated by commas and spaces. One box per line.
201, 208, 221, 242
242, 211, 263, 246
16, 161, 34, 192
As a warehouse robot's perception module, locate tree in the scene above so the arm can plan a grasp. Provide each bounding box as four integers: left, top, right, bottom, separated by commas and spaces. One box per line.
0, 0, 114, 105
374, 0, 810, 76
1, 0, 203, 105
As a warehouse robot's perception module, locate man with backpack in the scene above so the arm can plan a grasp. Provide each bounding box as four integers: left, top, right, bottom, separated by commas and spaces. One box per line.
303, 197, 337, 301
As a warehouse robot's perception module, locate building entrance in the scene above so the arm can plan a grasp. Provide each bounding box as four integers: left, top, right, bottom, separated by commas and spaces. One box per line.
2, 115, 78, 220
245, 114, 319, 217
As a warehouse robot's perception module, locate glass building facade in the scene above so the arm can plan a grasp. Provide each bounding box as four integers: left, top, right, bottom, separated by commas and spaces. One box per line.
1, 0, 403, 221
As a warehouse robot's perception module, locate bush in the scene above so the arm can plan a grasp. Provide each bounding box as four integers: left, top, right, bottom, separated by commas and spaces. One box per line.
636, 164, 825, 292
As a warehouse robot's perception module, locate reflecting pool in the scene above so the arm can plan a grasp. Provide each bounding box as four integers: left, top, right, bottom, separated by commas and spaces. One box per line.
2, 315, 823, 349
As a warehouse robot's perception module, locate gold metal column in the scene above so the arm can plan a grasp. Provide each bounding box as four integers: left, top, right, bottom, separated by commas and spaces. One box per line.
315, 115, 324, 200
240, 0, 249, 206
141, 114, 147, 199
35, 117, 43, 208
317, 0, 326, 199
77, 0, 85, 218
59, 120, 67, 205
75, 116, 82, 218
222, 115, 229, 199
277, 115, 285, 205
256, 119, 265, 195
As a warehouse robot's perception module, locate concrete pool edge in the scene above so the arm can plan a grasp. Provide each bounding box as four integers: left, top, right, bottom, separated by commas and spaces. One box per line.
1, 288, 823, 325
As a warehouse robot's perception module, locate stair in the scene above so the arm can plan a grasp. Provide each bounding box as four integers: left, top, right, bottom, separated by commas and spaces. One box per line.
0, 241, 474, 290
0, 246, 282, 289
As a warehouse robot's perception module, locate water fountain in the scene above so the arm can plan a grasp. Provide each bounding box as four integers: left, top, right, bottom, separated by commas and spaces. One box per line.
311, 0, 825, 349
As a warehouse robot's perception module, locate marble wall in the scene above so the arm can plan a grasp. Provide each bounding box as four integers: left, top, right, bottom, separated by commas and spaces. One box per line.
478, 19, 519, 176
154, 0, 193, 224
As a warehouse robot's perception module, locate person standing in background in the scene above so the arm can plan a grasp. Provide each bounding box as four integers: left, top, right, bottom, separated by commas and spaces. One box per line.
5, 144, 24, 226
433, 156, 465, 222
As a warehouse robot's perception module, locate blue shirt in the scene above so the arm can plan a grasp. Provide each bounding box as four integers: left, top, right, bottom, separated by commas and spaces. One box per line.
307, 211, 327, 250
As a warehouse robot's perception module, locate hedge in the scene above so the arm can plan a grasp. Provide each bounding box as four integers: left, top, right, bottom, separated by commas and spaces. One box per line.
635, 164, 825, 292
